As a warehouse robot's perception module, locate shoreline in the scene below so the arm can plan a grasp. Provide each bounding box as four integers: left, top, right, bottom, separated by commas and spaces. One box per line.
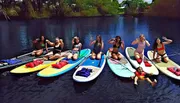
1, 13, 180, 21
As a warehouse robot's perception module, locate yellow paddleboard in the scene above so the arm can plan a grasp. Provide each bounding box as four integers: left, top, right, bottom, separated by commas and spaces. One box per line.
10, 58, 64, 74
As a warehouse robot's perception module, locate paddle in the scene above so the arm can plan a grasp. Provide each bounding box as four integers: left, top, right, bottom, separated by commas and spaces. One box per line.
150, 51, 180, 58
106, 52, 128, 70
75, 50, 91, 69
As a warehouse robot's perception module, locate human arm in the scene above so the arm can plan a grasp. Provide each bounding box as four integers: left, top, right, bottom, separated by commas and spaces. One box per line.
121, 41, 125, 50
101, 41, 104, 50
79, 43, 82, 51
89, 40, 96, 46
162, 37, 173, 45
60, 39, 64, 50
72, 36, 77, 45
46, 39, 55, 47
145, 40, 150, 47
153, 50, 156, 60
108, 38, 115, 44
45, 42, 48, 52
131, 38, 139, 45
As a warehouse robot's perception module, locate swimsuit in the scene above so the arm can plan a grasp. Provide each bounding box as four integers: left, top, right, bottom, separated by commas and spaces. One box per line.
53, 44, 62, 55
93, 41, 102, 54
157, 44, 167, 59
34, 39, 46, 50
112, 42, 121, 54
136, 41, 145, 54
72, 43, 81, 55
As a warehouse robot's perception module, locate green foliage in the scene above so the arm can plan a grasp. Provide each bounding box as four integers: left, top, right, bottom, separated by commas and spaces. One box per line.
123, 0, 149, 14
81, 7, 100, 16
2, 0, 143, 18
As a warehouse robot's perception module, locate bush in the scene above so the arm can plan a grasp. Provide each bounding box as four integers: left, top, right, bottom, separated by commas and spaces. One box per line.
6, 8, 19, 16
81, 7, 100, 16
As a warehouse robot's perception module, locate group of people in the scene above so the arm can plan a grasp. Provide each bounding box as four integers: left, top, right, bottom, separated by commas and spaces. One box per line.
32, 34, 173, 86
32, 35, 82, 60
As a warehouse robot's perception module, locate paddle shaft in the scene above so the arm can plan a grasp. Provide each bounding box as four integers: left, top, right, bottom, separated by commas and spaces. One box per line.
75, 49, 91, 69
106, 54, 128, 69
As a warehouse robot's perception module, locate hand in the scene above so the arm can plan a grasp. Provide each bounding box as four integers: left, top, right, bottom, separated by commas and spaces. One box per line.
33, 40, 37, 43
136, 38, 139, 41
121, 40, 124, 44
46, 39, 49, 42
162, 36, 167, 40
74, 36, 78, 39
90, 36, 93, 41
143, 36, 146, 41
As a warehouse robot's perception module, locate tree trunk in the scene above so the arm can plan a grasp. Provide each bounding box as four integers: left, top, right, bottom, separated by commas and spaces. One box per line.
24, 0, 36, 18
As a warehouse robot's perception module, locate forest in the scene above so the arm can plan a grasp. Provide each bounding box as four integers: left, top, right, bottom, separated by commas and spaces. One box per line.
0, 0, 153, 19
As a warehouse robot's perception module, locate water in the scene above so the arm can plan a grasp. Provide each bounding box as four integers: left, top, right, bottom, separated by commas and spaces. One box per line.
0, 16, 180, 103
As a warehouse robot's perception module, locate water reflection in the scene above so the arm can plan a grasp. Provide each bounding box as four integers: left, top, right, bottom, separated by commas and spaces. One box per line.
0, 16, 180, 103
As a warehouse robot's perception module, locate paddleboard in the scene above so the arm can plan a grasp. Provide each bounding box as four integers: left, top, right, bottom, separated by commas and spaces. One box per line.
0, 47, 53, 70
73, 54, 106, 82
10, 50, 70, 74
107, 51, 135, 78
37, 49, 91, 77
125, 47, 159, 75
147, 51, 180, 80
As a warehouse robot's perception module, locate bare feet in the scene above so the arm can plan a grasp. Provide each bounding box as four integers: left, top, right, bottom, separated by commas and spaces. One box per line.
134, 81, 138, 85
154, 79, 157, 83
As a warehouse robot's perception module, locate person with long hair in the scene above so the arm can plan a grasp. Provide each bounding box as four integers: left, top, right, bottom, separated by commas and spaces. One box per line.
90, 35, 104, 60
67, 36, 82, 60
108, 36, 125, 60
32, 35, 48, 56
153, 37, 172, 63
131, 34, 150, 64
43, 37, 64, 60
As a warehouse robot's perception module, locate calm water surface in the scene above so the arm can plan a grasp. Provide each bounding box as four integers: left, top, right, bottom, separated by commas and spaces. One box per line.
0, 16, 180, 103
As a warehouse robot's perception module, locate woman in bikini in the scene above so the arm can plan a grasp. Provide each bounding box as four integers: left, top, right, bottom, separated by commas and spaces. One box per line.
32, 35, 48, 56
131, 34, 150, 64
43, 37, 64, 60
90, 35, 104, 60
108, 36, 124, 60
67, 36, 82, 60
153, 37, 172, 63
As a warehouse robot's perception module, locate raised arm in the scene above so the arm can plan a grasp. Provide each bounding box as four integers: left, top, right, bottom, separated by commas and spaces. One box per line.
72, 37, 75, 45
108, 38, 115, 44
46, 39, 55, 47
60, 39, 64, 50
145, 40, 150, 47
131, 38, 139, 45
89, 40, 96, 46
162, 37, 173, 45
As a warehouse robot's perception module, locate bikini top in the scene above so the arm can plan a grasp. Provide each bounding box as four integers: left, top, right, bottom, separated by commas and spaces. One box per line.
113, 41, 121, 49
157, 43, 165, 51
73, 43, 81, 49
